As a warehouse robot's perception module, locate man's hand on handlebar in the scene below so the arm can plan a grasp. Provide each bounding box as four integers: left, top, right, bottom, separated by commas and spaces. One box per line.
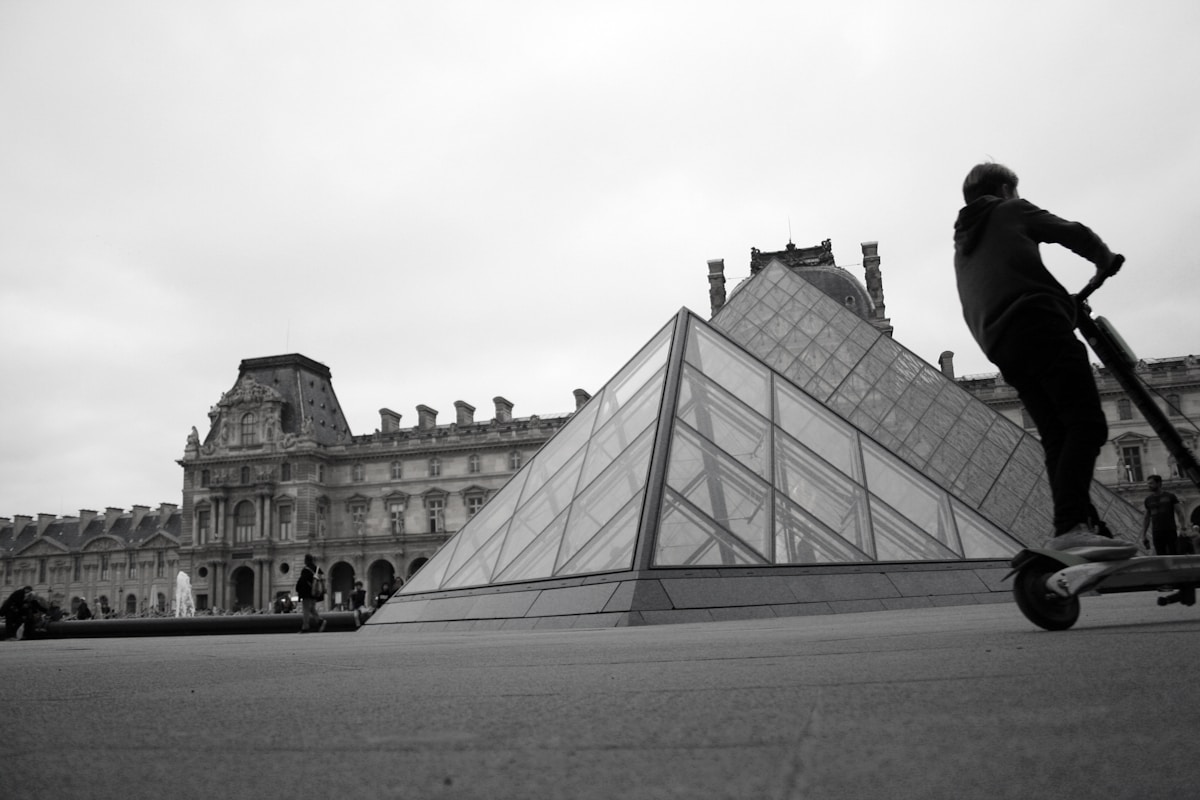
1100, 253, 1125, 278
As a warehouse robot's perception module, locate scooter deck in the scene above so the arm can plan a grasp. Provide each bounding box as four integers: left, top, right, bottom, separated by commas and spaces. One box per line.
1020, 548, 1200, 598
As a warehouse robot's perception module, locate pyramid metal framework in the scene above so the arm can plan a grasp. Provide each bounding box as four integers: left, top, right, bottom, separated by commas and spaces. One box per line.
374, 260, 1140, 626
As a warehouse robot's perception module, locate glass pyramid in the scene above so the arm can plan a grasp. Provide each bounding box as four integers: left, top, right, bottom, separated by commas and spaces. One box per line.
712, 261, 1142, 545
399, 260, 1140, 597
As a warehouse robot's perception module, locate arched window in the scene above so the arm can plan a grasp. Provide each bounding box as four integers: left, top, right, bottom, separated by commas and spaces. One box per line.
235, 500, 255, 543
241, 413, 257, 445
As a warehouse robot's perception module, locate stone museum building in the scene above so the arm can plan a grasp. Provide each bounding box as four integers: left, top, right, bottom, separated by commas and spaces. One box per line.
0, 355, 574, 617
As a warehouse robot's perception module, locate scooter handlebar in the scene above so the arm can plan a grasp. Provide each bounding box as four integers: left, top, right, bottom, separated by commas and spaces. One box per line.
1075, 254, 1125, 304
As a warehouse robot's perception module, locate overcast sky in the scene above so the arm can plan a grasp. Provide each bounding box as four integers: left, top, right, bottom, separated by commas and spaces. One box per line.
2, 1, 1197, 518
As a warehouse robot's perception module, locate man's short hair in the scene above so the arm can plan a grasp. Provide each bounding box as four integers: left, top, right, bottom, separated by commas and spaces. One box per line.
962, 162, 1019, 203
1148, 475, 1163, 485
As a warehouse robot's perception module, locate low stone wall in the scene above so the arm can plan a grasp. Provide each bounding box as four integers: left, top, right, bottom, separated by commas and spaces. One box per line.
39, 611, 361, 638
361, 561, 1014, 633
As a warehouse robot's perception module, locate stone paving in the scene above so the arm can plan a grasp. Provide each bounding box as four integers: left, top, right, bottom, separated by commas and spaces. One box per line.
4, 594, 1200, 800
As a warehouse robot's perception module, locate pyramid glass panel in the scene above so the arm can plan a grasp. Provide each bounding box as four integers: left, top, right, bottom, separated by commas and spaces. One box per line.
440, 522, 510, 590
684, 321, 770, 417
775, 379, 862, 480
870, 497, 961, 561
663, 423, 772, 561
677, 364, 771, 478
439, 472, 532, 584
518, 398, 599, 499
397, 536, 454, 594
556, 491, 643, 575
556, 426, 655, 574
492, 511, 568, 583
861, 439, 960, 553
775, 494, 874, 564
495, 448, 587, 576
774, 430, 872, 555
656, 489, 768, 566
577, 369, 663, 491
952, 500, 1023, 559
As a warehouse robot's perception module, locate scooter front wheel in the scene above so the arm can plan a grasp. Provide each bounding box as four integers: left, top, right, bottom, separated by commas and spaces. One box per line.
1013, 558, 1080, 631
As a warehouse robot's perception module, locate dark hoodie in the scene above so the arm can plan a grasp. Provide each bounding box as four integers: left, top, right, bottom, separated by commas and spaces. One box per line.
953, 196, 1114, 357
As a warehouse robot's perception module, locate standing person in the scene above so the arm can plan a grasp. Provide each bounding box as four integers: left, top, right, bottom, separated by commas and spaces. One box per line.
1, 586, 32, 640
1141, 475, 1187, 555
350, 580, 369, 623
374, 580, 394, 609
953, 162, 1128, 552
295, 553, 326, 633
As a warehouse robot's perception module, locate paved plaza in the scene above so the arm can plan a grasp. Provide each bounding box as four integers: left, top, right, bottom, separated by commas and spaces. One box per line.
4, 594, 1200, 799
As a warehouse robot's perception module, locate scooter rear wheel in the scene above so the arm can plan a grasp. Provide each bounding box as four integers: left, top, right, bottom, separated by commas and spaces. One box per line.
1013, 559, 1080, 631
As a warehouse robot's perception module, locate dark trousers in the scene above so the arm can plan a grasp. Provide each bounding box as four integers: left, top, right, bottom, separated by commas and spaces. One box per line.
990, 312, 1108, 534
300, 598, 322, 631
1152, 530, 1180, 556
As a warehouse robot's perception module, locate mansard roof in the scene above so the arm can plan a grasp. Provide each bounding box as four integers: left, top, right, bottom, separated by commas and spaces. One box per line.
204, 353, 352, 448
0, 507, 182, 556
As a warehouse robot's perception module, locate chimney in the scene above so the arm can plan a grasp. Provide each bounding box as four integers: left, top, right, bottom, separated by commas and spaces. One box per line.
493, 396, 514, 423
416, 404, 438, 430
79, 509, 98, 532
939, 351, 956, 379
707, 259, 727, 317
13, 515, 32, 535
573, 389, 592, 410
158, 503, 178, 528
379, 408, 402, 433
104, 507, 124, 532
37, 513, 56, 536
131, 505, 150, 531
454, 400, 476, 426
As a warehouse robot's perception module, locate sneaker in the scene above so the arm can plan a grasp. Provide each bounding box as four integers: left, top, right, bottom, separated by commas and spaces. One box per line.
1047, 524, 1136, 553
319, 619, 328, 633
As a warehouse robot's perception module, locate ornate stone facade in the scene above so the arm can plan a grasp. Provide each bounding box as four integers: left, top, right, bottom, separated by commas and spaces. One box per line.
0, 506, 182, 618
176, 354, 572, 612
0, 354, 573, 615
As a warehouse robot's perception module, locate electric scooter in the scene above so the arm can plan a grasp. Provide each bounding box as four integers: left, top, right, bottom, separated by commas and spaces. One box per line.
1008, 256, 1200, 630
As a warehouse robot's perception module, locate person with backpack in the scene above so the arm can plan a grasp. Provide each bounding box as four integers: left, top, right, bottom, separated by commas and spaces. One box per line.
296, 553, 326, 633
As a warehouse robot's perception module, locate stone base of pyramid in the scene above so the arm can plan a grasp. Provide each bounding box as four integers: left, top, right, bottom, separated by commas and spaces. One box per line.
361, 560, 1012, 633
